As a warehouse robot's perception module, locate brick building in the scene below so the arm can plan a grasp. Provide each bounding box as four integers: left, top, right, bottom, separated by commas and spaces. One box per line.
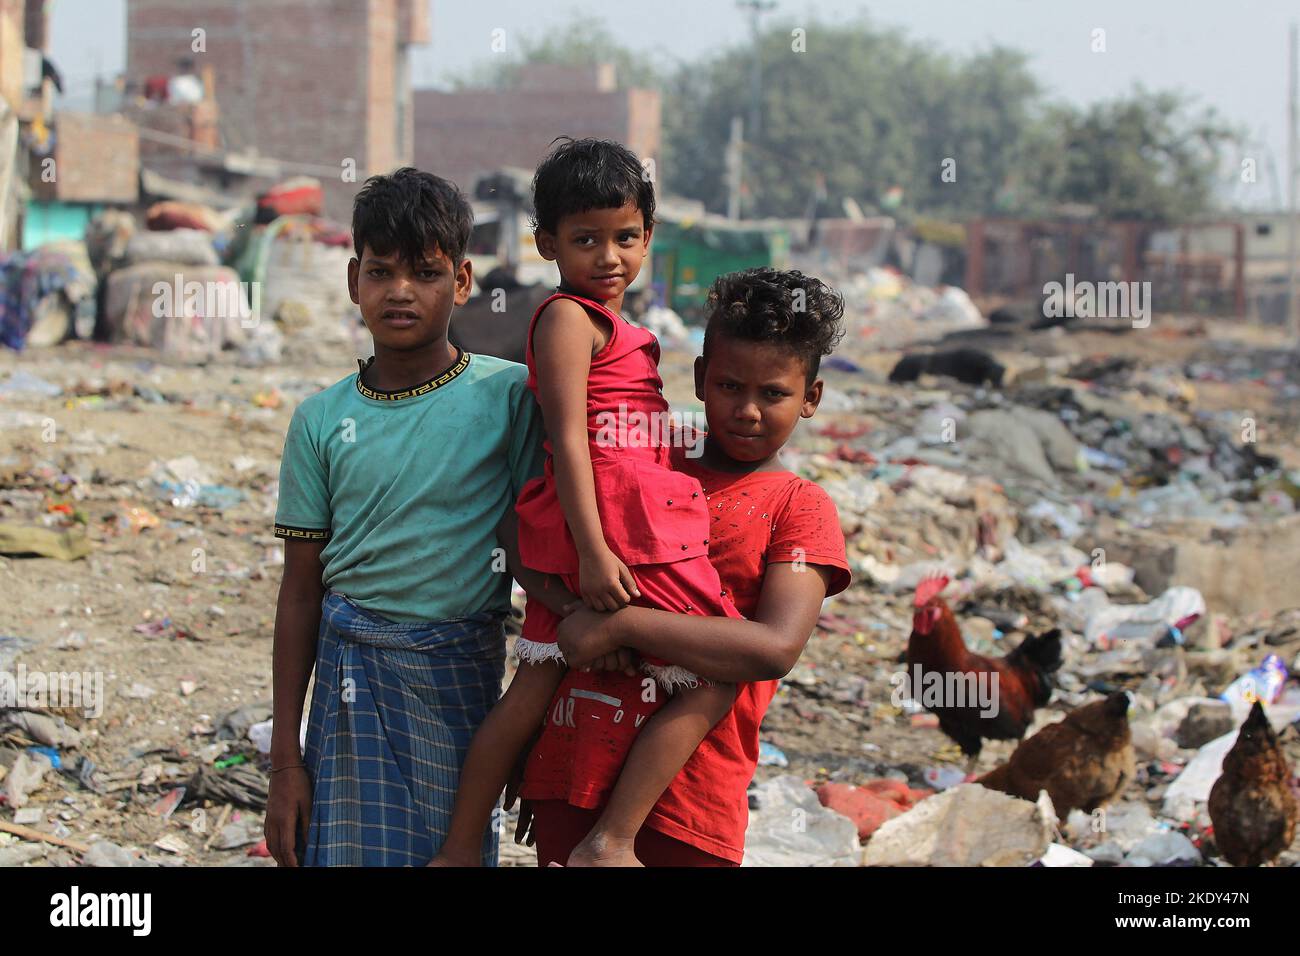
125, 0, 429, 219
413, 63, 661, 195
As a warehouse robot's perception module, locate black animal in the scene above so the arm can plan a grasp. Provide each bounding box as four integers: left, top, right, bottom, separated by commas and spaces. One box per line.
448, 275, 553, 365
888, 348, 1006, 387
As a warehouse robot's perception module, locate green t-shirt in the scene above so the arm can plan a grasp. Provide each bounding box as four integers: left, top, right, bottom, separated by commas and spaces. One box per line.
273, 350, 544, 623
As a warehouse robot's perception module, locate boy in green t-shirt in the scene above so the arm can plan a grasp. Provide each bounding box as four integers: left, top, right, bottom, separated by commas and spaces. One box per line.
263, 168, 554, 867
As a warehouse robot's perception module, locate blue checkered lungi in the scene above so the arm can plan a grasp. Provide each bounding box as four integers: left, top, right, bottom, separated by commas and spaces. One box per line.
299, 590, 506, 867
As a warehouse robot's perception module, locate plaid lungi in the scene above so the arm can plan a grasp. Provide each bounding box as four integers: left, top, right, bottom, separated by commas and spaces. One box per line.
299, 590, 506, 867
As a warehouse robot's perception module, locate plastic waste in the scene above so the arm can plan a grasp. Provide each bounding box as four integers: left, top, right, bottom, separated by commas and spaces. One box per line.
757, 741, 788, 768
4, 750, 52, 808
83, 840, 148, 867
639, 305, 690, 347
1082, 447, 1126, 470
815, 780, 927, 840
0, 370, 62, 397
742, 776, 861, 867
1025, 499, 1085, 540
1125, 831, 1201, 867
27, 745, 61, 769
922, 766, 967, 790
1162, 733, 1236, 820
1036, 843, 1094, 867
248, 719, 275, 755
1220, 654, 1288, 710
1075, 586, 1206, 649
153, 479, 247, 510
244, 715, 308, 755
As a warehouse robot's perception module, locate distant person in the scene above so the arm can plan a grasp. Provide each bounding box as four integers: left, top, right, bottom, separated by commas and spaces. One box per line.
263, 168, 552, 866
168, 56, 203, 104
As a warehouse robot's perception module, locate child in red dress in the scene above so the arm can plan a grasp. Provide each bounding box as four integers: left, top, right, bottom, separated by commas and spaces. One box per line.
432, 138, 743, 867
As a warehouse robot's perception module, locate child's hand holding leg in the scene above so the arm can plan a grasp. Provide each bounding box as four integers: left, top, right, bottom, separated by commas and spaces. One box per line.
577, 545, 640, 611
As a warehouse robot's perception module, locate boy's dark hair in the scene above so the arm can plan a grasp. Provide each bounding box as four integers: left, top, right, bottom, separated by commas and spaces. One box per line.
352, 167, 474, 267
531, 137, 655, 235
702, 268, 846, 382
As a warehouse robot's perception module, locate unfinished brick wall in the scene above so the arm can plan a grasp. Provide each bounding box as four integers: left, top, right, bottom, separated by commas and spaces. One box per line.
412, 87, 662, 194
35, 112, 140, 203
126, 0, 422, 220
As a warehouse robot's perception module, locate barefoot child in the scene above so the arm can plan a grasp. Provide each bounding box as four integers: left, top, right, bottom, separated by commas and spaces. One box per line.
526, 267, 853, 865
433, 138, 744, 866
264, 169, 554, 866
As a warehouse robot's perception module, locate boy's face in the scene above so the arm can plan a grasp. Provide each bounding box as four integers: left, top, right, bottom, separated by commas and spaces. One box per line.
348, 244, 472, 352
693, 337, 823, 463
535, 200, 651, 307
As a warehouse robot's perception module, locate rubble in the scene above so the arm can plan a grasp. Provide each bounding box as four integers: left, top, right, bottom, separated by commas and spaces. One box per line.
863, 785, 1056, 867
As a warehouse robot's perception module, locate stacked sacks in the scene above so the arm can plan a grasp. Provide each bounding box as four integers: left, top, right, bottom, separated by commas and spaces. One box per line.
104, 263, 252, 361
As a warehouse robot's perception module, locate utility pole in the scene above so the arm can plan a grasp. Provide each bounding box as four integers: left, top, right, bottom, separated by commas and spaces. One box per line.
1288, 23, 1298, 340
726, 116, 744, 221
739, 0, 776, 139
735, 0, 775, 220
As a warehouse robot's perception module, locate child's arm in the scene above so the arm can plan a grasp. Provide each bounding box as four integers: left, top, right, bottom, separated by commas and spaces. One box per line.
264, 539, 327, 867
532, 299, 640, 611
496, 509, 637, 674
430, 660, 564, 865
494, 508, 574, 617
558, 562, 838, 683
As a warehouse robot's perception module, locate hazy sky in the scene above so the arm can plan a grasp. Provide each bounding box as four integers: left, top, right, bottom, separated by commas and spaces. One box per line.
50, 0, 1296, 209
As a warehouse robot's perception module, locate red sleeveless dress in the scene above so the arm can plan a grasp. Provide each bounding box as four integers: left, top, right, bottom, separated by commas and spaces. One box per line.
514, 290, 741, 687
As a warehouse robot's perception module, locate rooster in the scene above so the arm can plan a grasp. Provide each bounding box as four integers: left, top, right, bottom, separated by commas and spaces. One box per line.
977, 691, 1136, 814
1208, 701, 1298, 867
905, 574, 1063, 770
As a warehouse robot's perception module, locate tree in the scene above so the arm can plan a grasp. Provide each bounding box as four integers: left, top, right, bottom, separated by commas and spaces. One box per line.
662, 16, 1053, 220
1040, 88, 1240, 222
447, 16, 664, 91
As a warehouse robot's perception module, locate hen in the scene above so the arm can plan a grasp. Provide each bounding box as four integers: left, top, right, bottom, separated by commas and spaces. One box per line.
977, 691, 1136, 815
1208, 701, 1298, 867
905, 574, 1063, 767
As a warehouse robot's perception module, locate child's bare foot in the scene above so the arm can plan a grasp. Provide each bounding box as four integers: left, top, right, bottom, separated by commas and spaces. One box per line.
565, 831, 643, 867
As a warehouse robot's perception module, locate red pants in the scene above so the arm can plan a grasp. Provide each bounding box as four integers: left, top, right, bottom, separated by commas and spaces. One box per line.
530, 800, 737, 868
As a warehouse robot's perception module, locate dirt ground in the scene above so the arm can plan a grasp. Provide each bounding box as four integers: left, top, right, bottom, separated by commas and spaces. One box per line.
2, 316, 1298, 867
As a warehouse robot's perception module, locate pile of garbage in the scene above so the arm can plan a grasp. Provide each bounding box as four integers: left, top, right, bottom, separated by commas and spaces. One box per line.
5, 176, 360, 367
829, 267, 987, 351
0, 244, 96, 350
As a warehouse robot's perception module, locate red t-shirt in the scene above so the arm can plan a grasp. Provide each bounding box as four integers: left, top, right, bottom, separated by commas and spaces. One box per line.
520, 450, 852, 862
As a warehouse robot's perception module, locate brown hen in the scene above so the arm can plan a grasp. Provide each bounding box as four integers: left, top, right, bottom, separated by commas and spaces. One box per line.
977, 691, 1135, 815
1208, 701, 1298, 867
